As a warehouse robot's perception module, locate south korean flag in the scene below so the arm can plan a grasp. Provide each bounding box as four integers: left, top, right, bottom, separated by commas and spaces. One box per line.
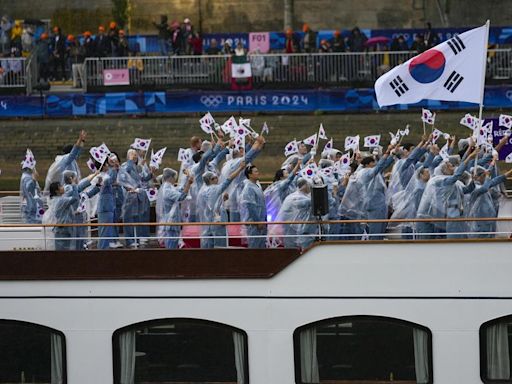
375, 22, 489, 107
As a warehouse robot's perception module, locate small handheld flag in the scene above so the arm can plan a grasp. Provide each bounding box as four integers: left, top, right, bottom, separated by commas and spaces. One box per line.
150, 147, 167, 169
284, 140, 298, 157
21, 149, 36, 170
221, 116, 238, 135
499, 114, 512, 129
432, 128, 444, 144
323, 138, 333, 153
344, 135, 360, 151
76, 193, 88, 214
303, 133, 318, 147
131, 138, 151, 151
421, 108, 436, 125
364, 135, 381, 148
200, 112, 215, 131
460, 113, 479, 130
261, 122, 269, 135
177, 148, 191, 162
86, 158, 97, 172
299, 162, 318, 180
318, 124, 328, 140
146, 187, 159, 202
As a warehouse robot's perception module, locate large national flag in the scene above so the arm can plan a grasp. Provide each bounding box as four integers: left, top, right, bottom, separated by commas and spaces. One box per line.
375, 22, 488, 107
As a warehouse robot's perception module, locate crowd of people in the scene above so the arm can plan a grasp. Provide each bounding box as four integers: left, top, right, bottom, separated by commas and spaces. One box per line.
0, 11, 451, 87
18, 114, 512, 251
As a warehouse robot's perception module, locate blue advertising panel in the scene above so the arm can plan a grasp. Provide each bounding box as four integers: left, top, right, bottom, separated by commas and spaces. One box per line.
1, 86, 511, 118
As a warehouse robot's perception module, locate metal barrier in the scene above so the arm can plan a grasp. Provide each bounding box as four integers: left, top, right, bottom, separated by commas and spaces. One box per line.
0, 57, 27, 89
83, 49, 512, 91
84, 55, 231, 90
0, 217, 510, 251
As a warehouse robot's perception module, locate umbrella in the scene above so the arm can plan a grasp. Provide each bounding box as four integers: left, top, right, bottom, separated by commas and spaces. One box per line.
365, 36, 391, 46
23, 19, 46, 26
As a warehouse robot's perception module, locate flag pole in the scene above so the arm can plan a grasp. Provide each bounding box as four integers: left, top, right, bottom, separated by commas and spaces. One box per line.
474, 20, 490, 174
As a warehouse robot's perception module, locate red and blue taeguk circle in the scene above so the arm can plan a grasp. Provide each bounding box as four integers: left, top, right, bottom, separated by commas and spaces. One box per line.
409, 49, 446, 84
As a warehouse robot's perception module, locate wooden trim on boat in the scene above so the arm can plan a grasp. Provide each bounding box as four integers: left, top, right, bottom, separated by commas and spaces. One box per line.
0, 248, 301, 280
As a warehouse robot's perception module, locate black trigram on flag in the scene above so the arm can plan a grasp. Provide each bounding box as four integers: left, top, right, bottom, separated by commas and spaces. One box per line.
389, 75, 409, 97
446, 34, 466, 55
444, 71, 464, 93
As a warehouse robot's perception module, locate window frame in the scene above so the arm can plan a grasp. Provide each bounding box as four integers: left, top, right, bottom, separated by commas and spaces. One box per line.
112, 317, 249, 384
480, 314, 512, 383
0, 318, 67, 384
293, 315, 433, 384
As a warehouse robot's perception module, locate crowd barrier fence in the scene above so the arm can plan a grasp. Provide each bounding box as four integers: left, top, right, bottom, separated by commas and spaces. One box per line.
81, 49, 512, 91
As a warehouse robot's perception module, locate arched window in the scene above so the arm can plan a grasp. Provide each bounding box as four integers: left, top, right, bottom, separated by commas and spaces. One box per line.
0, 319, 66, 383
293, 315, 432, 384
113, 318, 248, 384
480, 315, 512, 382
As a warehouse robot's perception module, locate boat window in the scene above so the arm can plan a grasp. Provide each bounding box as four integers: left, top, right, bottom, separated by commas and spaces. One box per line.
113, 318, 248, 384
293, 315, 432, 384
0, 319, 66, 384
480, 315, 512, 382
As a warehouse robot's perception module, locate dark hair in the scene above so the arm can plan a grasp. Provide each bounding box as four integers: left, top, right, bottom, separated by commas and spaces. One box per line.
49, 182, 61, 198
361, 156, 376, 167
62, 144, 73, 154
244, 165, 256, 179
110, 151, 120, 161
349, 161, 358, 173
273, 169, 285, 182
402, 143, 414, 151
192, 151, 204, 163
95, 159, 108, 171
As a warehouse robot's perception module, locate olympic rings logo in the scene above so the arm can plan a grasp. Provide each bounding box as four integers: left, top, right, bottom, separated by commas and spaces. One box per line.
505, 90, 512, 102
200, 95, 223, 108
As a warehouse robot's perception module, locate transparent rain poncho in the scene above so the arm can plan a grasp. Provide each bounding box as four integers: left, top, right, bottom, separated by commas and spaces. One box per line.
156, 182, 187, 246
117, 160, 149, 220
390, 168, 428, 229
416, 163, 467, 230
263, 173, 297, 222
338, 172, 366, 220
44, 146, 82, 191
466, 174, 507, 237
197, 178, 233, 248
270, 190, 317, 248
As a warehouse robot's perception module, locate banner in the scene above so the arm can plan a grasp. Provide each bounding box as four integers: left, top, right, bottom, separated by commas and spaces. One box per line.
249, 32, 270, 53
103, 69, 130, 86
487, 118, 512, 161
2, 86, 512, 118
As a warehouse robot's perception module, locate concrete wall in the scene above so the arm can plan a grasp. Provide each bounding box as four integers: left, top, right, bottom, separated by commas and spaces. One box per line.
4, 0, 511, 34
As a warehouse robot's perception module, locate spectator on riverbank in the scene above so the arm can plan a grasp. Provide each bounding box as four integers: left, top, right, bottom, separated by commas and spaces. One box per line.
35, 33, 50, 82
284, 28, 300, 53
0, 15, 12, 54
51, 26, 67, 81
205, 38, 220, 55
347, 27, 367, 52
330, 30, 345, 52
302, 23, 317, 53
153, 15, 170, 55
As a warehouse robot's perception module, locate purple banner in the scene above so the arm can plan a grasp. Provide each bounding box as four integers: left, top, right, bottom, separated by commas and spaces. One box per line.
488, 118, 512, 161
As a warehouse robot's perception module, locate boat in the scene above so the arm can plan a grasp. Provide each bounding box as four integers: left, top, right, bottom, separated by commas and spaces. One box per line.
0, 221, 512, 383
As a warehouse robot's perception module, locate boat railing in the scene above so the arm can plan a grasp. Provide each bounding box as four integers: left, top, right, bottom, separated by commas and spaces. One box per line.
0, 216, 510, 251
